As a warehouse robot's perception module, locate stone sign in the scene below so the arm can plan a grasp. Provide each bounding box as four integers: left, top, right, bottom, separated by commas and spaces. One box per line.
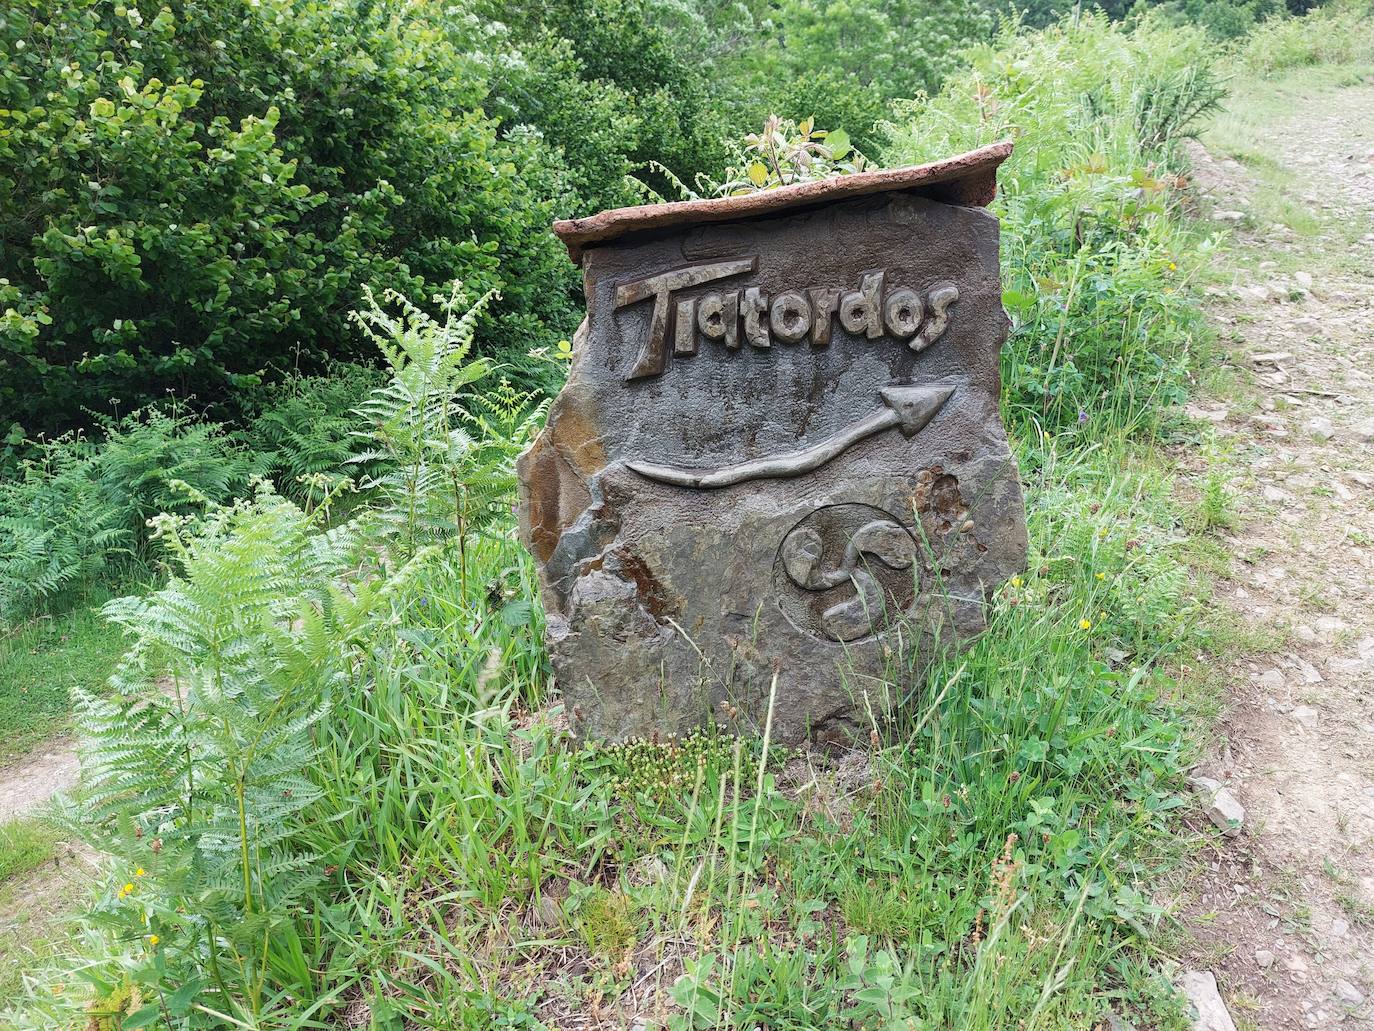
518, 141, 1027, 745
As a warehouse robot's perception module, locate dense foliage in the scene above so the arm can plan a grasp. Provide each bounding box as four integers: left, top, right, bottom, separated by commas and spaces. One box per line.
0, 0, 1014, 439
883, 13, 1224, 436
0, 408, 256, 619
0, 0, 577, 435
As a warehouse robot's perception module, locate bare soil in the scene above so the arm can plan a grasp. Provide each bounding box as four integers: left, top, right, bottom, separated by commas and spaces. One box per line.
0, 740, 79, 824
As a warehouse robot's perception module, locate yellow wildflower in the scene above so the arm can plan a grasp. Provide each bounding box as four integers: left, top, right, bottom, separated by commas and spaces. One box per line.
148, 934, 160, 947
1095, 572, 1105, 581
1079, 618, 1092, 630
1010, 576, 1023, 589
135, 867, 146, 877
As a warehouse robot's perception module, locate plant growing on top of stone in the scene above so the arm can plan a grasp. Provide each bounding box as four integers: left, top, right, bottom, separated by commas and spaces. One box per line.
714, 116, 868, 196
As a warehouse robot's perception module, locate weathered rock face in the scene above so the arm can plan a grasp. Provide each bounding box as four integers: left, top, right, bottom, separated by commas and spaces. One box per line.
518, 143, 1027, 745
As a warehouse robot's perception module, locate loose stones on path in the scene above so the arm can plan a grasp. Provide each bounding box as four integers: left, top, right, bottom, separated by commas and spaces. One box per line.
1178, 970, 1239, 1031
1189, 775, 1246, 837
518, 143, 1028, 744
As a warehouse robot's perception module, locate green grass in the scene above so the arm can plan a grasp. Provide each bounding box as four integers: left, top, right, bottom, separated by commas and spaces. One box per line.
0, 819, 85, 999
340, 429, 1212, 1028
0, 599, 128, 763
1, 271, 1235, 1029
0, 819, 61, 883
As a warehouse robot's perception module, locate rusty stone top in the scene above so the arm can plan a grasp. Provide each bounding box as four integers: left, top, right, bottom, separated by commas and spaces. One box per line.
553, 140, 1013, 265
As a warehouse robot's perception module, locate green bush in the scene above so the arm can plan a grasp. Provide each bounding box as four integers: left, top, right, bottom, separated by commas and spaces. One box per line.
244, 363, 383, 504
8, 288, 548, 1026
1236, 0, 1374, 72
715, 0, 995, 155
481, 0, 734, 213
0, 0, 576, 436
0, 408, 257, 620
882, 14, 1222, 435
1147, 0, 1281, 38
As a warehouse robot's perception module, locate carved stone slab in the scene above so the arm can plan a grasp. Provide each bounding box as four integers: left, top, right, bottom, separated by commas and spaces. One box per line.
519, 143, 1027, 745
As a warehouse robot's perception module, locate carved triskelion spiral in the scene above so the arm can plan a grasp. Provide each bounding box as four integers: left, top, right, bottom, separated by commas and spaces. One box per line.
779, 514, 919, 642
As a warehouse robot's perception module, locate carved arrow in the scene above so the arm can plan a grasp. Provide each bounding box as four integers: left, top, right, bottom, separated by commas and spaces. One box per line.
626, 384, 955, 489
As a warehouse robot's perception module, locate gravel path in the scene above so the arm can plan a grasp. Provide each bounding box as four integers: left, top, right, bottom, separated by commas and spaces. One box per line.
1179, 80, 1374, 1030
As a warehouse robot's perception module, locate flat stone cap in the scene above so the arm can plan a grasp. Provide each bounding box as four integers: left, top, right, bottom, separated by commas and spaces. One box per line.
553, 139, 1013, 265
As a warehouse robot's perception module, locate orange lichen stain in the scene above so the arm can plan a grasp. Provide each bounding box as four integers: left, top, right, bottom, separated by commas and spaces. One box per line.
550, 396, 608, 478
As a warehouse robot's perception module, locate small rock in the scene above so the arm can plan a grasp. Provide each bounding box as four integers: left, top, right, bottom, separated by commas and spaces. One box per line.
1259, 669, 1286, 691
1329, 657, 1368, 675
1333, 980, 1364, 1006
1262, 484, 1290, 503
1215, 210, 1246, 222
531, 893, 562, 928
1315, 615, 1347, 635
1288, 655, 1323, 684
1179, 970, 1239, 1031
1255, 949, 1275, 969
632, 854, 670, 885
1105, 1012, 1138, 1031
1186, 404, 1229, 424
1329, 917, 1349, 938
1284, 953, 1309, 977
1351, 420, 1374, 443
1295, 624, 1319, 643
1294, 271, 1313, 290
1305, 416, 1336, 441
1189, 776, 1245, 837
1292, 706, 1319, 729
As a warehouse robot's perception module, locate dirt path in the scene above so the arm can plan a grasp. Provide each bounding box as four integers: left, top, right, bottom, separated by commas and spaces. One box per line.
1180, 80, 1374, 1029
0, 741, 79, 824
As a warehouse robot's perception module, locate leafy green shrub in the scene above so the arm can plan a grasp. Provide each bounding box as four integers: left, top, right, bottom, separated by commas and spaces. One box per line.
725, 0, 995, 152
7, 286, 549, 1025
882, 14, 1221, 434
0, 0, 576, 436
245, 364, 383, 504
1143, 0, 1285, 39
1236, 0, 1374, 73
479, 0, 733, 214
0, 409, 255, 620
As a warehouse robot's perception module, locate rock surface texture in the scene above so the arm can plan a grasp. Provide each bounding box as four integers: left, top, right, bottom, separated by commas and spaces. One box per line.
518, 143, 1027, 744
